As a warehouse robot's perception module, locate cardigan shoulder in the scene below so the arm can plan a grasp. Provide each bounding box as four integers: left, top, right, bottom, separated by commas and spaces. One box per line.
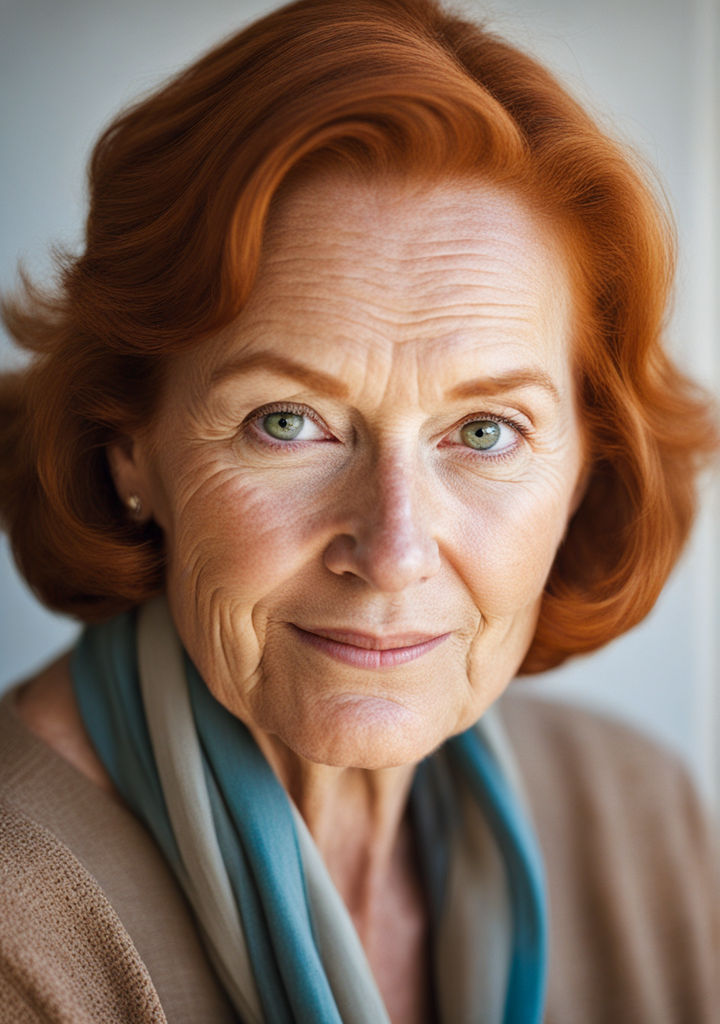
0, 688, 237, 1024
499, 689, 720, 1024
0, 800, 167, 1023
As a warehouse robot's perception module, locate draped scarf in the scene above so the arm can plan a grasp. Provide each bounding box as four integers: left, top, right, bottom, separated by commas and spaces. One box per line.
71, 595, 547, 1023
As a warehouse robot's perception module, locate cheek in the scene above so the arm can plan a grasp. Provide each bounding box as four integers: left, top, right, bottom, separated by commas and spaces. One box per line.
161, 464, 331, 702
167, 470, 320, 601
451, 472, 574, 618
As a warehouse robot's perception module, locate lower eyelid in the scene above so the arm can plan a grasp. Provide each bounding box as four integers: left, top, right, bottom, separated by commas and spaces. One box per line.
243, 423, 306, 451
454, 442, 520, 460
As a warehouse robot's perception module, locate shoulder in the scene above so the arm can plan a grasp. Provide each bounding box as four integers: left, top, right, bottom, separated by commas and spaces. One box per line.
9, 653, 116, 795
0, 800, 167, 1023
0, 676, 165, 1019
498, 687, 719, 836
499, 685, 693, 783
0, 684, 236, 1024
498, 689, 720, 1022
498, 686, 720, 891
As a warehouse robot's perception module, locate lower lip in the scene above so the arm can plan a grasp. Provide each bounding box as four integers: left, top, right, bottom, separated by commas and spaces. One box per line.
291, 626, 450, 669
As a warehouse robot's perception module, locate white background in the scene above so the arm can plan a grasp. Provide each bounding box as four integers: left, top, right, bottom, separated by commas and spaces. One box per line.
1, 0, 718, 813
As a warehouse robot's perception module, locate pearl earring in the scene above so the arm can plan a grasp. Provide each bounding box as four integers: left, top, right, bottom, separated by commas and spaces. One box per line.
126, 494, 143, 519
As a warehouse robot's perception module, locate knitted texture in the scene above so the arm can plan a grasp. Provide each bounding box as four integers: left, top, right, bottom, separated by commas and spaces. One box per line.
0, 805, 165, 1023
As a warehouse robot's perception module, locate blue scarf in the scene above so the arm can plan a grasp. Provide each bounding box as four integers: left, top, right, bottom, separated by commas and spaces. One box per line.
71, 602, 547, 1023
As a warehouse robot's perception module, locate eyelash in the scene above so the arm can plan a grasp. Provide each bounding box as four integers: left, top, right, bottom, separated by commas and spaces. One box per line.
449, 413, 529, 463
241, 401, 332, 452
240, 402, 529, 459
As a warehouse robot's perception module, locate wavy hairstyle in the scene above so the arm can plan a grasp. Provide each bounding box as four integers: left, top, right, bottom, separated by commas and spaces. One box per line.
1, 0, 717, 672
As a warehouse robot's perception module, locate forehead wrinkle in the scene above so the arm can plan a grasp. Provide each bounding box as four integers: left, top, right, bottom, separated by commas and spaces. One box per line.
268, 173, 561, 262
259, 207, 559, 284
261, 244, 543, 280
256, 255, 552, 329
237, 298, 548, 368
393, 314, 542, 351
265, 242, 532, 270
262, 199, 551, 261
242, 305, 414, 346
250, 268, 543, 327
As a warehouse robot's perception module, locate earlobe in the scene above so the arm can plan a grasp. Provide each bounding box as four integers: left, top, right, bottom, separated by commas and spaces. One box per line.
107, 439, 153, 523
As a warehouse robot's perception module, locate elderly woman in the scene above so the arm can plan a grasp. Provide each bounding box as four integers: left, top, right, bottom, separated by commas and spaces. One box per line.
0, 0, 718, 1021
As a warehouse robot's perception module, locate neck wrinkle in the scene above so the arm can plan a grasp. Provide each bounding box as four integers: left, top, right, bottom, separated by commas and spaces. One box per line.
248, 720, 418, 912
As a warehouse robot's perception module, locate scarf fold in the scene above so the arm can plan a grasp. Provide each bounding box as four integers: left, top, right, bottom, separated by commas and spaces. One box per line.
71, 595, 547, 1023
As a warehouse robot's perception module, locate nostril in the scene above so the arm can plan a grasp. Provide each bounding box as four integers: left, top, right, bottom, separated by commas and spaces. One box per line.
323, 533, 358, 579
323, 524, 440, 592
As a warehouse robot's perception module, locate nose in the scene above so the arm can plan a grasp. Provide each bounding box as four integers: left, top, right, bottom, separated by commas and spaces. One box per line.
323, 453, 441, 592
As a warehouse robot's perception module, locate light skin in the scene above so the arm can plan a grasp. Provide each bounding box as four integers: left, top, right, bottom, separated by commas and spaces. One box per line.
17, 174, 585, 1024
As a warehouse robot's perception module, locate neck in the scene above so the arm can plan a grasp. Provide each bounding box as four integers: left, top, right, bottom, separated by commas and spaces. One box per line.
248, 725, 417, 923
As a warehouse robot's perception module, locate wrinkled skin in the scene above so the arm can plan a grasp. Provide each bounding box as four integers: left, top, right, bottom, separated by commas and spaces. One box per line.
111, 174, 584, 778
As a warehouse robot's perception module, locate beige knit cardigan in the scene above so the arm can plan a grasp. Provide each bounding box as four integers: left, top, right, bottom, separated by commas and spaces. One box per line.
1, 686, 718, 1023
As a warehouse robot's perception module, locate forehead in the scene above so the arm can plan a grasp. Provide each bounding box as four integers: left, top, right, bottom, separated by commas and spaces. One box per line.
262, 173, 568, 305
185, 174, 575, 397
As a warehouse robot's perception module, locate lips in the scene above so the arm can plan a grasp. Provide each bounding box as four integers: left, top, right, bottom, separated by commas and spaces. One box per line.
290, 624, 451, 668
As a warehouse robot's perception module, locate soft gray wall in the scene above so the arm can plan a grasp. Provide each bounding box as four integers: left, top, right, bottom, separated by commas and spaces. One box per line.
1, 0, 718, 808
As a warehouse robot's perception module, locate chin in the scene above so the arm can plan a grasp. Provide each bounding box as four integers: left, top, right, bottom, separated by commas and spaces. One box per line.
275, 696, 449, 770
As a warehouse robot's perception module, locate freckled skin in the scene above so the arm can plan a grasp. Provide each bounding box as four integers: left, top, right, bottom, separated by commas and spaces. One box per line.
110, 175, 585, 777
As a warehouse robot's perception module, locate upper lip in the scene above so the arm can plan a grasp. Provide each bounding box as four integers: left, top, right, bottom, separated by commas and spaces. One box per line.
293, 626, 448, 650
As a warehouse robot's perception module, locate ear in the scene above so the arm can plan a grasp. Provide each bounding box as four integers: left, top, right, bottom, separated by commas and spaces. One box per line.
107, 437, 153, 523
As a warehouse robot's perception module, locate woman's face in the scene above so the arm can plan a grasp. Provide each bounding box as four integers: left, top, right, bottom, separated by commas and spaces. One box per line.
114, 175, 585, 770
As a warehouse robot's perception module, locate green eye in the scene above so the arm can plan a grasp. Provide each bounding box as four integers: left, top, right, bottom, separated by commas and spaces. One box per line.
263, 411, 304, 440
460, 420, 501, 450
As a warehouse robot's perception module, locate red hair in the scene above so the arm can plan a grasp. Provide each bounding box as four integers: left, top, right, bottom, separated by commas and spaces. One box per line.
1, 0, 717, 671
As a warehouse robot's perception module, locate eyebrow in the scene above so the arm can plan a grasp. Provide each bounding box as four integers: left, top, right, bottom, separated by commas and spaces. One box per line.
210, 351, 561, 405
209, 352, 351, 399
448, 369, 561, 405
